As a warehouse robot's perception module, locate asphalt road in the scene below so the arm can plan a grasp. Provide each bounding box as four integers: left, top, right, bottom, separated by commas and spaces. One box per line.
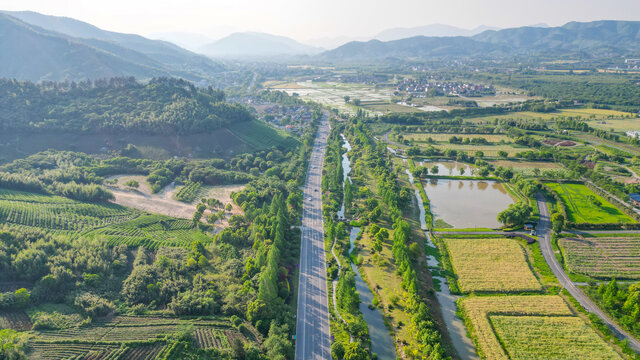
294, 115, 331, 360
536, 193, 640, 353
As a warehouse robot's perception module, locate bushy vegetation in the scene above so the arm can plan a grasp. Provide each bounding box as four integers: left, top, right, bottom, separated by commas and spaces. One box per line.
587, 280, 640, 339
0, 77, 252, 134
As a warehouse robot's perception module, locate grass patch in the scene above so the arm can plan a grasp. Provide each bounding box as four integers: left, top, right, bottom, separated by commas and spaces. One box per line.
547, 182, 635, 224
227, 120, 299, 151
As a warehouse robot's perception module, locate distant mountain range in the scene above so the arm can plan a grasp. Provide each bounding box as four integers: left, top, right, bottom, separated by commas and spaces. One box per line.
148, 31, 215, 53
0, 10, 225, 82
199, 32, 321, 58
374, 24, 498, 41
320, 20, 640, 62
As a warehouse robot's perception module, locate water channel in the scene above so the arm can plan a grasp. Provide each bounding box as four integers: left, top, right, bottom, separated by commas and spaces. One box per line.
338, 134, 396, 360
405, 165, 479, 360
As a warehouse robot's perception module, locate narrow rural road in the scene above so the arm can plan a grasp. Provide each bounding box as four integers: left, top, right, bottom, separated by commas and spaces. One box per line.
295, 114, 331, 360
536, 193, 640, 353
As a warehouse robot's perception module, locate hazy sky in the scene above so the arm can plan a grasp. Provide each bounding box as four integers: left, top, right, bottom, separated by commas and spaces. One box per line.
3, 0, 640, 41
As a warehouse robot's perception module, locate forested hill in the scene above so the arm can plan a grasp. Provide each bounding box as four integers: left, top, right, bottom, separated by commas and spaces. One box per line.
0, 77, 253, 134
320, 20, 640, 61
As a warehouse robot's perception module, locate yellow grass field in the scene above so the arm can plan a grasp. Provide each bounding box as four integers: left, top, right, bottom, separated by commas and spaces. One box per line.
487, 160, 562, 169
466, 108, 635, 124
445, 238, 542, 293
459, 296, 574, 360
403, 133, 511, 143
491, 315, 623, 360
588, 118, 640, 132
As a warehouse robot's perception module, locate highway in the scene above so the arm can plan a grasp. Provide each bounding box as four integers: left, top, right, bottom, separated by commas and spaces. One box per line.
294, 114, 331, 360
536, 193, 640, 353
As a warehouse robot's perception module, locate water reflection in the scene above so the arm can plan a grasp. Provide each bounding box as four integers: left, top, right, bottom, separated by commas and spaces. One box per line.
423, 161, 476, 177
425, 179, 515, 228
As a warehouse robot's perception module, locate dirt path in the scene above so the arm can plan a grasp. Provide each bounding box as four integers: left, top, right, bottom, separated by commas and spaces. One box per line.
110, 188, 196, 219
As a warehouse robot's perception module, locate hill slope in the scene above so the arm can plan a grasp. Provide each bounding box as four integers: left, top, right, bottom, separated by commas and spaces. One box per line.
473, 20, 640, 53
0, 11, 224, 81
375, 24, 497, 41
321, 20, 640, 62
318, 36, 506, 61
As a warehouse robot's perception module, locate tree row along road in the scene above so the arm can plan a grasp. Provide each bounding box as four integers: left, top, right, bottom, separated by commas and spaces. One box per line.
295, 114, 331, 360
536, 193, 640, 353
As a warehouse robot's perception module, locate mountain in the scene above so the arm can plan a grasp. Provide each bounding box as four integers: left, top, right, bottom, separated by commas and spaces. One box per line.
319, 36, 506, 62
473, 20, 640, 53
0, 14, 178, 81
148, 31, 215, 52
320, 20, 640, 62
0, 10, 224, 79
304, 35, 368, 50
200, 32, 321, 58
375, 24, 498, 41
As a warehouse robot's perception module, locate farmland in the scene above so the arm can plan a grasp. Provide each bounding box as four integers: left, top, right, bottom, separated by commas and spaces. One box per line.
460, 295, 585, 360
559, 237, 640, 279
546, 182, 635, 224
0, 188, 210, 249
85, 214, 211, 249
174, 181, 203, 203
491, 315, 623, 360
23, 315, 249, 359
0, 188, 137, 231
444, 238, 542, 293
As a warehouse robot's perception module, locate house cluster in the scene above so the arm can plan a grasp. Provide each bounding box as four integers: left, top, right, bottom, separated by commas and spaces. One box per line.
259, 104, 312, 135
396, 78, 495, 97
626, 130, 640, 139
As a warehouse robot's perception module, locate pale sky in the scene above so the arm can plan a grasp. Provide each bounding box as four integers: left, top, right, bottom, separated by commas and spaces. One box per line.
2, 0, 640, 41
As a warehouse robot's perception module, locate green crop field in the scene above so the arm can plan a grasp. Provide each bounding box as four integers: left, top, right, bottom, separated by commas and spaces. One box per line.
0, 188, 209, 249
547, 183, 635, 224
27, 315, 248, 359
0, 188, 137, 231
228, 120, 299, 150
559, 237, 640, 279
444, 238, 542, 293
175, 181, 203, 203
84, 215, 211, 249
491, 315, 623, 360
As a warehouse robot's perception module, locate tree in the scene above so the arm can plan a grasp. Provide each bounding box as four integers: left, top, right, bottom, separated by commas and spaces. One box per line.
0, 329, 29, 360
551, 212, 564, 234
125, 179, 139, 188
331, 341, 345, 359
498, 150, 508, 158
344, 96, 351, 103
263, 323, 292, 360
475, 151, 484, 158
497, 201, 532, 227
430, 165, 439, 175
343, 342, 368, 360
13, 289, 29, 309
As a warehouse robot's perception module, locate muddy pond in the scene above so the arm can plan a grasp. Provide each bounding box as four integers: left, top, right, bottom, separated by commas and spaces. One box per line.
425, 179, 516, 228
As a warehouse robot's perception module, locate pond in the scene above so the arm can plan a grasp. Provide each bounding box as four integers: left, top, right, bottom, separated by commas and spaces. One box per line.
425, 179, 515, 228
420, 161, 476, 177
